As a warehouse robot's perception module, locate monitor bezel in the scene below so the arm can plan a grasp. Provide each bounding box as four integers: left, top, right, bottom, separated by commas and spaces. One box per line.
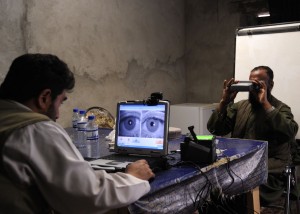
114, 100, 169, 157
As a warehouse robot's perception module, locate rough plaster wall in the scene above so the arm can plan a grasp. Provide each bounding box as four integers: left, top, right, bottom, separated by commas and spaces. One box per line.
185, 0, 241, 103
0, 0, 186, 128
0, 0, 26, 79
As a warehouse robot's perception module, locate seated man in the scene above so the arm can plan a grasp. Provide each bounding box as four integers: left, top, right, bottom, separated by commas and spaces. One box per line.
207, 65, 298, 205
0, 53, 154, 213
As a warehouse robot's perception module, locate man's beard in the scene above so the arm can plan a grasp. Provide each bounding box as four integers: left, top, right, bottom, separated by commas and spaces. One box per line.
45, 103, 57, 121
248, 89, 272, 110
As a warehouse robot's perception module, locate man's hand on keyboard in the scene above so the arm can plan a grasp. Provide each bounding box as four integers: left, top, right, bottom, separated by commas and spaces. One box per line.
125, 159, 155, 181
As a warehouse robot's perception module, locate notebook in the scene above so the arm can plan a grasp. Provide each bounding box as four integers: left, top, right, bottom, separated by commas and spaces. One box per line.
89, 100, 170, 171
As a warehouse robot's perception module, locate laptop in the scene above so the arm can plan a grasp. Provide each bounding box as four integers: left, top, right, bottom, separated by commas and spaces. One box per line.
89, 100, 170, 171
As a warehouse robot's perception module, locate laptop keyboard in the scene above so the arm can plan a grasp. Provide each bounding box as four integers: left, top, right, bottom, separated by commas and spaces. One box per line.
101, 154, 142, 162
102, 154, 168, 171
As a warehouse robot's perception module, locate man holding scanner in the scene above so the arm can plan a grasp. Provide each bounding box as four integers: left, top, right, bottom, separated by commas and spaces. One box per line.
207, 65, 298, 205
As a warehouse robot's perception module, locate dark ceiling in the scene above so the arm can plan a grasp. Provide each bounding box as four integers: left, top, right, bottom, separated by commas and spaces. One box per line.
268, 0, 300, 23
230, 0, 300, 26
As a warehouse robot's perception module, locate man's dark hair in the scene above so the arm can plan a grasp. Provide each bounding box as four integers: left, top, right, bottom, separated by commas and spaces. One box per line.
251, 65, 274, 83
0, 53, 75, 102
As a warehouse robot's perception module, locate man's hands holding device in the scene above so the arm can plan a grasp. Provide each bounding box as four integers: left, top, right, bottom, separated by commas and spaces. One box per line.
218, 78, 239, 113
218, 78, 267, 113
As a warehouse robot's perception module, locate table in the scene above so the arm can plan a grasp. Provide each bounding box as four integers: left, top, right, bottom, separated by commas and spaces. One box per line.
67, 128, 268, 214
128, 136, 268, 214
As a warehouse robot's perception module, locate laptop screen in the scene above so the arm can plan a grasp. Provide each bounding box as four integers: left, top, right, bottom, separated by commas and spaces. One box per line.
115, 101, 169, 156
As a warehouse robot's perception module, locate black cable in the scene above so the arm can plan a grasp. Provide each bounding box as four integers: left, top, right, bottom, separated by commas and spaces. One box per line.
223, 157, 260, 214
194, 181, 212, 209
176, 161, 214, 211
223, 157, 235, 192
168, 158, 258, 213
227, 160, 245, 193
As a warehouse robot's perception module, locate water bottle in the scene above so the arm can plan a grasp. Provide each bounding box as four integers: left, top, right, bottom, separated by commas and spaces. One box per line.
77, 110, 87, 157
86, 115, 100, 158
71, 108, 79, 144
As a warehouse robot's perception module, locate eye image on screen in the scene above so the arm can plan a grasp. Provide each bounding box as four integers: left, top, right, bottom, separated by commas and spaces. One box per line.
119, 110, 141, 137
141, 110, 165, 138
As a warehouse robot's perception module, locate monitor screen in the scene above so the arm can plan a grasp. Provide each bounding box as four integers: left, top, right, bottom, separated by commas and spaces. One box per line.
115, 102, 169, 151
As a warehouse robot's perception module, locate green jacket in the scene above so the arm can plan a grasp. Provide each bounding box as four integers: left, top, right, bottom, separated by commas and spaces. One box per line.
207, 95, 298, 171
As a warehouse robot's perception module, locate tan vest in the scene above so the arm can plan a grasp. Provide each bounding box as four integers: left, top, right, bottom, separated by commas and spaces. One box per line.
0, 109, 53, 214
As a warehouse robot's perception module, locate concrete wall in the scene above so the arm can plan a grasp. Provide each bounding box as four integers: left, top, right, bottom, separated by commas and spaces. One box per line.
185, 0, 241, 103
0, 0, 248, 128
0, 1, 26, 78
0, 0, 186, 127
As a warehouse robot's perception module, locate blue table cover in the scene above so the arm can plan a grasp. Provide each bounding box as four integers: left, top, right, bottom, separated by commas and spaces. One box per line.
66, 128, 267, 214
129, 136, 268, 214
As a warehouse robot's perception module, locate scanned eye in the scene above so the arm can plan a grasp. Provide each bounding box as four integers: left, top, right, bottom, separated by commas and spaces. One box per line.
141, 110, 164, 138
119, 111, 141, 137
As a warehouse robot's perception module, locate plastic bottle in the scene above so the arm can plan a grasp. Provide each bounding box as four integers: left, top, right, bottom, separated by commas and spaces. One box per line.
71, 108, 79, 145
77, 110, 87, 157
86, 115, 100, 158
